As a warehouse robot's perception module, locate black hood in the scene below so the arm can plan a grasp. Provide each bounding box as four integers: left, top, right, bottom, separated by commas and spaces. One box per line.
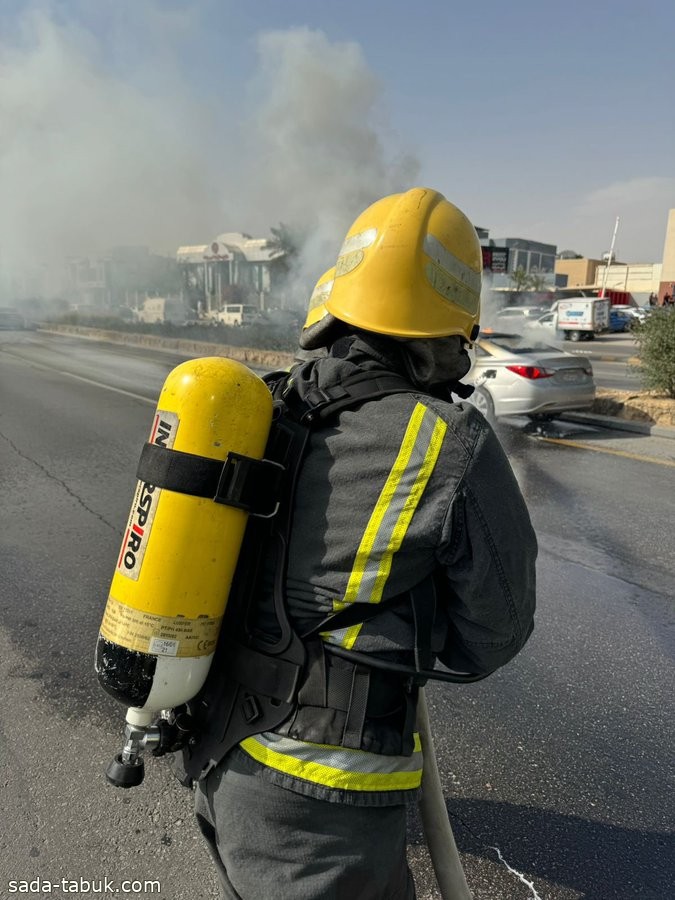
289, 331, 473, 404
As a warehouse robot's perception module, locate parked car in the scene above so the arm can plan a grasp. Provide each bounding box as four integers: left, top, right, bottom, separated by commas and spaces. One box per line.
463, 332, 595, 422
608, 309, 633, 332
522, 311, 558, 337
610, 304, 649, 327
490, 305, 549, 331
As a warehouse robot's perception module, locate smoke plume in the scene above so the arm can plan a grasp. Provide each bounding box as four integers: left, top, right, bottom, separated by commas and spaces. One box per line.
0, 6, 419, 306
245, 27, 420, 300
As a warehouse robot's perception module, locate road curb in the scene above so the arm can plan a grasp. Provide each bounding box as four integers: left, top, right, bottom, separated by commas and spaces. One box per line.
566, 351, 639, 364
592, 354, 638, 363
560, 411, 675, 440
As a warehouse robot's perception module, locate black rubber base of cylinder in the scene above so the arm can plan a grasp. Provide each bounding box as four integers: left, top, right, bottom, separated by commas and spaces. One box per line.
95, 637, 157, 708
106, 753, 145, 788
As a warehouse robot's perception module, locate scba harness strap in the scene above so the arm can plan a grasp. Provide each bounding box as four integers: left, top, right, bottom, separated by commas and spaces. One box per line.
147, 367, 481, 784
136, 443, 285, 518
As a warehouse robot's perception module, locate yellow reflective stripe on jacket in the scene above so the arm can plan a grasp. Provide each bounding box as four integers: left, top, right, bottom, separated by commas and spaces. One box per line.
329, 402, 447, 649
240, 732, 423, 792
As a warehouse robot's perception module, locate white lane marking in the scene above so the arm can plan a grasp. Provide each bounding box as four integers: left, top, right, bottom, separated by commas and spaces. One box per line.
57, 369, 155, 404
3, 352, 156, 404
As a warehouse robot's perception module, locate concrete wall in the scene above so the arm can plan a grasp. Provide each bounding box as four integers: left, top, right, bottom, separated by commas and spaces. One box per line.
554, 258, 601, 287
659, 209, 675, 301
594, 262, 662, 295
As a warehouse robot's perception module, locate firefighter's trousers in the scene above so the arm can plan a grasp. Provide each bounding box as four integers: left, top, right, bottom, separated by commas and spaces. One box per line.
194, 748, 416, 900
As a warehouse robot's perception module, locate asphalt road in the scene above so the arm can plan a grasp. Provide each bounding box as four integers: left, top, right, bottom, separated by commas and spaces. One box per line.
0, 331, 672, 900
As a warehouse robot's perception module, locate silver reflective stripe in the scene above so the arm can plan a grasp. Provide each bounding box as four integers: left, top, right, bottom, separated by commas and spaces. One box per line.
240, 731, 423, 791
423, 233, 481, 295
327, 403, 447, 649
423, 234, 481, 313
338, 227, 378, 257
308, 278, 334, 312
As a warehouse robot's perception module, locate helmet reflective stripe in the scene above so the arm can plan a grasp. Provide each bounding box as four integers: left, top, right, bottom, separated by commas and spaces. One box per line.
325, 403, 447, 650
423, 234, 481, 314
240, 731, 423, 791
338, 227, 378, 257
336, 228, 378, 277
303, 266, 336, 331
307, 277, 334, 314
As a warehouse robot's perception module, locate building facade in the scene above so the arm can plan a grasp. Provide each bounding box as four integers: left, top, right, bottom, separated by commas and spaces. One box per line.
554, 257, 603, 289
479, 231, 559, 291
659, 209, 675, 302
176, 232, 282, 319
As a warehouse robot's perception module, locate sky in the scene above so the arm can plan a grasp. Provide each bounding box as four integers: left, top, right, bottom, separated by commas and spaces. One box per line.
1, 0, 674, 297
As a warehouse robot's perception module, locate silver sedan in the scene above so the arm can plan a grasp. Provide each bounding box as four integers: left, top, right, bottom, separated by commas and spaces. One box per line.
463, 332, 595, 422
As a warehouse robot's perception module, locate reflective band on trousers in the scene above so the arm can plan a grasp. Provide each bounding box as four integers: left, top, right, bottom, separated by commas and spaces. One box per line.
327, 402, 447, 650
240, 732, 423, 792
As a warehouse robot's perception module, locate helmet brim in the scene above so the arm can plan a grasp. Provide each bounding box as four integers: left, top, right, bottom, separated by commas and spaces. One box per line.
299, 313, 344, 350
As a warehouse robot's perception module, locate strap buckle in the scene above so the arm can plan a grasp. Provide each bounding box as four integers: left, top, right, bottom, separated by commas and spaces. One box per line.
214, 453, 285, 518
135, 442, 285, 518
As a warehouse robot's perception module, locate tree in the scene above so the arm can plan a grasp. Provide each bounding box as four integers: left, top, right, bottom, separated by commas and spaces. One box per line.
508, 266, 550, 296
528, 270, 548, 292
632, 309, 675, 398
266, 222, 309, 309
509, 266, 532, 293
266, 223, 306, 265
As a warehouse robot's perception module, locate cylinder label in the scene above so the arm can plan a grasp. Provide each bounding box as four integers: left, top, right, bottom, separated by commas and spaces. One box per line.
99, 594, 222, 658
116, 410, 179, 581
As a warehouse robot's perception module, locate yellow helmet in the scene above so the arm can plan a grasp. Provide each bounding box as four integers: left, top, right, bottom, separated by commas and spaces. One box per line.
326, 187, 482, 342
302, 266, 335, 332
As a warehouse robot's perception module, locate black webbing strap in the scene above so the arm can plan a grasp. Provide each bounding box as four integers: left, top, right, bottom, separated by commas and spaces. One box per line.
342, 665, 371, 748
300, 574, 437, 642
136, 442, 285, 517
281, 373, 415, 425
300, 596, 401, 640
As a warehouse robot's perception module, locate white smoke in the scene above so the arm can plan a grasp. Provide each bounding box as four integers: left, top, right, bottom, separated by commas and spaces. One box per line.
243, 27, 420, 307
0, 3, 241, 298
0, 8, 420, 308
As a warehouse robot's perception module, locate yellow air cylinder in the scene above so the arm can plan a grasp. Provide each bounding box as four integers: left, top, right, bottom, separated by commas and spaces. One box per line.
95, 357, 273, 726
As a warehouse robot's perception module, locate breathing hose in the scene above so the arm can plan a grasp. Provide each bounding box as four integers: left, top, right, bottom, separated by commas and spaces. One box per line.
417, 689, 473, 899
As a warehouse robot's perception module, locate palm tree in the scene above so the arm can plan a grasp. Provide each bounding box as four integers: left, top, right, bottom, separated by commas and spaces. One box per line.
266, 223, 305, 266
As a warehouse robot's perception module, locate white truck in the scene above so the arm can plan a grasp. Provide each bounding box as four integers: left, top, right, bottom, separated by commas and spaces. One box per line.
554, 297, 610, 342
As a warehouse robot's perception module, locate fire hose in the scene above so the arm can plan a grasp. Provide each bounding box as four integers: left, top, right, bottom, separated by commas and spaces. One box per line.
417, 689, 472, 899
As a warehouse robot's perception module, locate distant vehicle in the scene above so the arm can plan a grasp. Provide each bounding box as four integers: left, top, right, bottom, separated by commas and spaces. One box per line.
464, 332, 595, 422
0, 308, 26, 329
491, 306, 549, 329
135, 297, 166, 324
610, 304, 649, 326
522, 311, 558, 337
212, 304, 259, 326
555, 297, 610, 342
608, 309, 633, 333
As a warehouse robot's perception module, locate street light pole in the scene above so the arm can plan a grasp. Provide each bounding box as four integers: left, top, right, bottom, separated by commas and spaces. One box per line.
600, 216, 620, 299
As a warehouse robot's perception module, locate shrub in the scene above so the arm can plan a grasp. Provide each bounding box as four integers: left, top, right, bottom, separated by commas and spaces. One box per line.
632, 309, 675, 398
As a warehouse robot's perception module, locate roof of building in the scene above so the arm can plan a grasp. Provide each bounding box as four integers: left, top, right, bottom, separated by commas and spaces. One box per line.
212, 233, 277, 262
176, 245, 208, 263
177, 233, 279, 264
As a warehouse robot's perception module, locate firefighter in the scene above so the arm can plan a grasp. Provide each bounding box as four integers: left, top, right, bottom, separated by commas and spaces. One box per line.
193, 187, 537, 899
